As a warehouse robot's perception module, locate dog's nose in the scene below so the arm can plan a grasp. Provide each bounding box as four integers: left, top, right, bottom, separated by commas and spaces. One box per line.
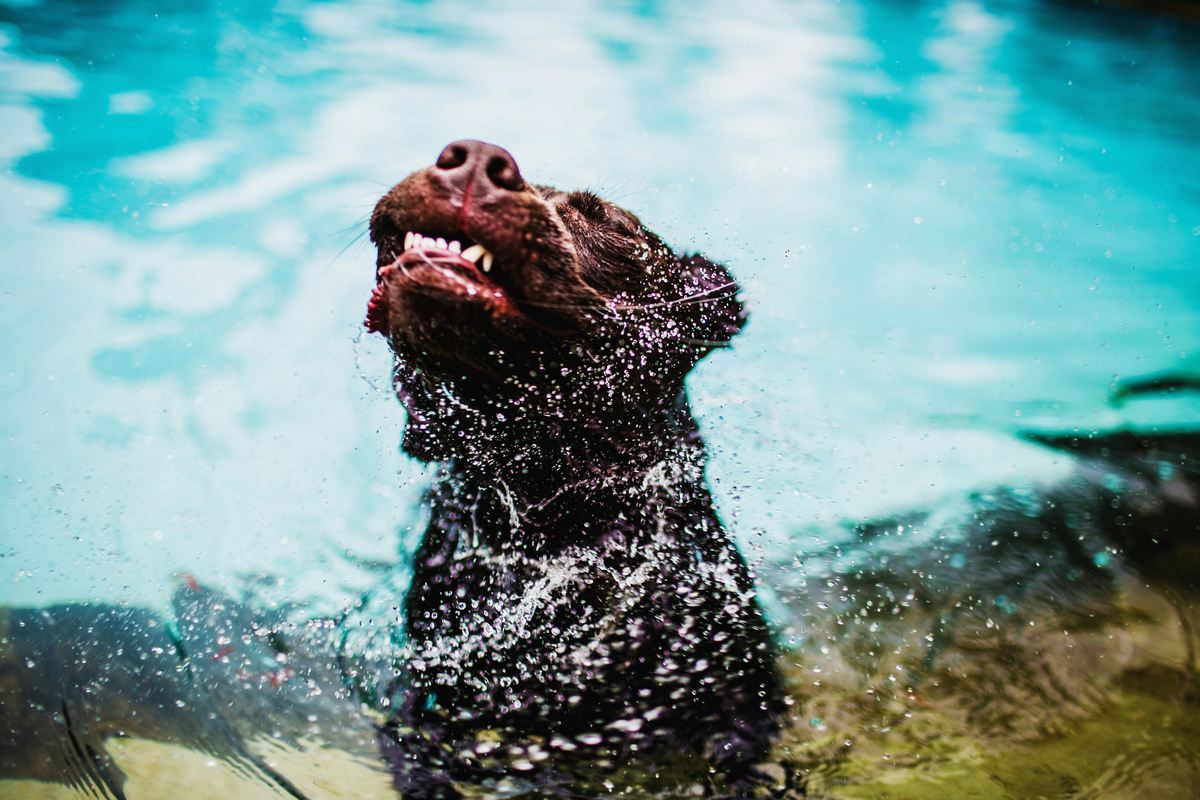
433, 140, 525, 195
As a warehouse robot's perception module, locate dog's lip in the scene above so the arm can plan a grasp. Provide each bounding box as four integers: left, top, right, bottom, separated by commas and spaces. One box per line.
384, 248, 502, 297
375, 227, 507, 292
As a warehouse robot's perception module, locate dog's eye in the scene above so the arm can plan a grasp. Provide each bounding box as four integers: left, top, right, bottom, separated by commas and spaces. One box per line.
565, 192, 609, 223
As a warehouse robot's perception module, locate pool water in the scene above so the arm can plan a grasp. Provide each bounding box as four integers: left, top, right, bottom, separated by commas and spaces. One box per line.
1, 0, 1198, 797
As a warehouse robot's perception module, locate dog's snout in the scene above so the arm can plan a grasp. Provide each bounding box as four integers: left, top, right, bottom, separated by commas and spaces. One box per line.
434, 140, 525, 195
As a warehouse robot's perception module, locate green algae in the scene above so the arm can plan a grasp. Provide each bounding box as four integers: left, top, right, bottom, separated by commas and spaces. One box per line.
796, 669, 1200, 799
766, 578, 1200, 800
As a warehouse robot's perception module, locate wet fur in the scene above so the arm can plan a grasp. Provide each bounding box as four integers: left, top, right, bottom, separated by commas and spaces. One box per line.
367, 145, 785, 795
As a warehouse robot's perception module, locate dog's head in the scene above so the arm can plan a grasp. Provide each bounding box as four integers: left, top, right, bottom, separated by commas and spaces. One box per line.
367, 141, 745, 461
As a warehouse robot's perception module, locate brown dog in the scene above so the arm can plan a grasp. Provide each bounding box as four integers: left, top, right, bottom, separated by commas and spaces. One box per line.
366, 141, 784, 796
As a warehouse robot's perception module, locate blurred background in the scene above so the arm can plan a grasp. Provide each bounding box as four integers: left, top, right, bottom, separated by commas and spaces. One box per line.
1, 0, 1197, 620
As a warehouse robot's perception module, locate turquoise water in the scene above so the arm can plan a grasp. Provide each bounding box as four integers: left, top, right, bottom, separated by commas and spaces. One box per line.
2, 1, 1200, 796
4, 0, 1197, 615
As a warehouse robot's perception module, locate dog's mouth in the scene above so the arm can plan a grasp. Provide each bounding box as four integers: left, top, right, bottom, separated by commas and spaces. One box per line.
369, 206, 603, 348
366, 221, 534, 343
404, 231, 495, 273
377, 230, 499, 295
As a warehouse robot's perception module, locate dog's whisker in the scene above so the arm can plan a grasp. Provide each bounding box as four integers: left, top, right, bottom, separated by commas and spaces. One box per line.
329, 227, 371, 267
610, 282, 742, 314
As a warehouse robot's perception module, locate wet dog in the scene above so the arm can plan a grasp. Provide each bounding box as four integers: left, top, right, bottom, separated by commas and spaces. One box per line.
365, 141, 784, 795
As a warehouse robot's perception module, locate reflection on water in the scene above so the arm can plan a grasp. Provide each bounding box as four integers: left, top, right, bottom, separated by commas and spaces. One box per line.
1, 0, 1198, 796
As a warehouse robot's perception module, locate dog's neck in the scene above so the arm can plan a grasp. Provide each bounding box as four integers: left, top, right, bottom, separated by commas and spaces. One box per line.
416, 387, 721, 554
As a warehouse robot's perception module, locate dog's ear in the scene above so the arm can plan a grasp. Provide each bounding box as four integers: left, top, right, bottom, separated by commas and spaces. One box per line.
668, 253, 747, 348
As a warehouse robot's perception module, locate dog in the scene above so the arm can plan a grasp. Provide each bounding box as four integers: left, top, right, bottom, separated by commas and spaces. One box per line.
365, 140, 785, 796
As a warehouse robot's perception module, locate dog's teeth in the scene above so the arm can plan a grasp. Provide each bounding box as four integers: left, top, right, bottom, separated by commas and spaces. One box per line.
422, 236, 437, 249
436, 237, 447, 250
481, 251, 494, 273
461, 244, 485, 263
448, 240, 462, 253
404, 231, 414, 250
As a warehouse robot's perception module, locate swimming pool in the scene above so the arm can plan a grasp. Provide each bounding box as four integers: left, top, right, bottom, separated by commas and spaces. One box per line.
1, 0, 1198, 796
